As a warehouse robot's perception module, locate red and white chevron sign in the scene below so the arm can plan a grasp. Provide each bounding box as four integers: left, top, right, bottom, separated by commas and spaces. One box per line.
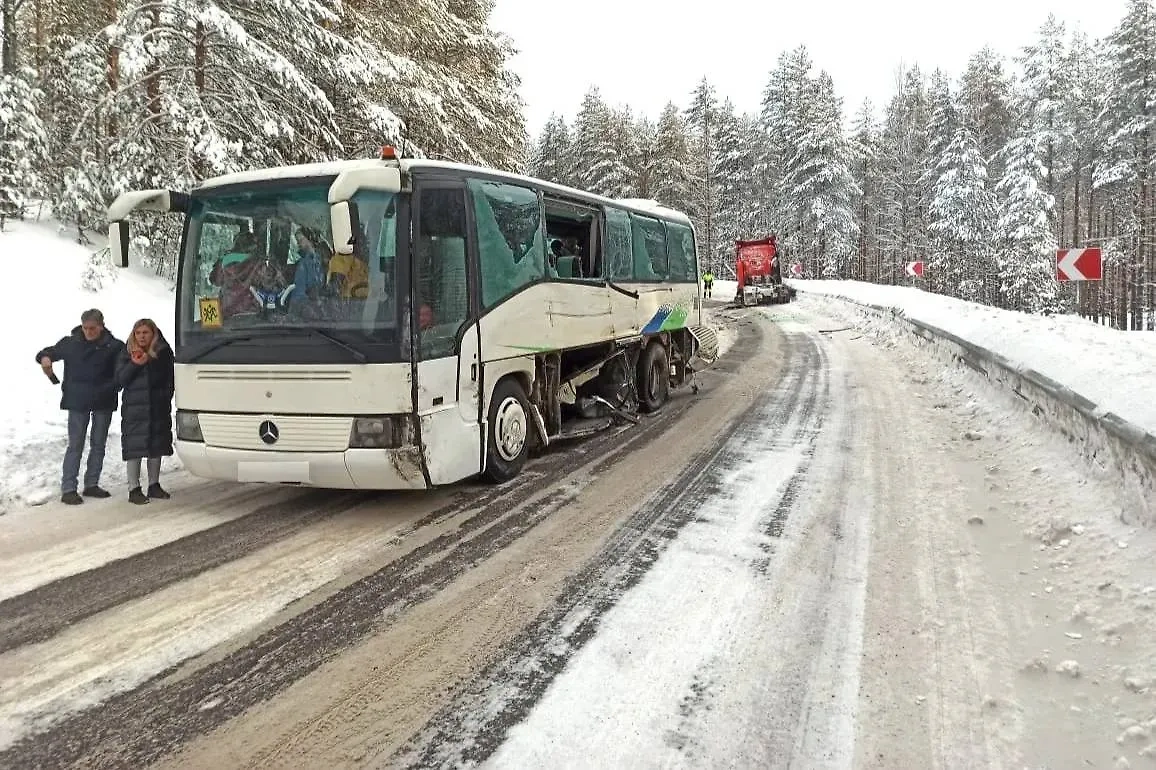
1056, 247, 1103, 282
904, 261, 924, 278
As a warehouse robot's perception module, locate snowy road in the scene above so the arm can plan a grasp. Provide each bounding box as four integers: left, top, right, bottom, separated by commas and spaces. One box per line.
2, 301, 1154, 769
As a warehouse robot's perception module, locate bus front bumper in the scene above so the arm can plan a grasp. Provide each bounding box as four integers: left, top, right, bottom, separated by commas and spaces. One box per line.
175, 441, 429, 490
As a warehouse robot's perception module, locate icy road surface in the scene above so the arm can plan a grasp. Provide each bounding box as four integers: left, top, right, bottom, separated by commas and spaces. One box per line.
1, 301, 1153, 769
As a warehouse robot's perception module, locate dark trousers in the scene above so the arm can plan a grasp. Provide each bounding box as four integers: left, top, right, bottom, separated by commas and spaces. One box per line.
63, 409, 112, 493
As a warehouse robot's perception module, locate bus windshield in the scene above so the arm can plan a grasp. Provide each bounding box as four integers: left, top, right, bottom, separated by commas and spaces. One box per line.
178, 181, 401, 352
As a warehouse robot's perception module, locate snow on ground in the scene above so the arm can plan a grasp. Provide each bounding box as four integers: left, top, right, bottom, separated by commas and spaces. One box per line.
489, 301, 1156, 766
486, 389, 831, 768
792, 279, 1156, 437
710, 278, 737, 302
0, 218, 182, 513
814, 299, 1156, 766
714, 324, 736, 359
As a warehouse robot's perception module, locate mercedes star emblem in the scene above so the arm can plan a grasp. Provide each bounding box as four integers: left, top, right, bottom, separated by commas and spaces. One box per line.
258, 420, 280, 445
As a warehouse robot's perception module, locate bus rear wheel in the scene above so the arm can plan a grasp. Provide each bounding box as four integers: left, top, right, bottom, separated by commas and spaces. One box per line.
636, 342, 670, 413
483, 377, 532, 484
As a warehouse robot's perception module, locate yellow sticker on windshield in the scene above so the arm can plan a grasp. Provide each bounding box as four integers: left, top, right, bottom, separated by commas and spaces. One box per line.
199, 297, 222, 328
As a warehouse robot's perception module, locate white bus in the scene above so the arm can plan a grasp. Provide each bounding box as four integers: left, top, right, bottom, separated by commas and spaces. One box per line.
107, 149, 718, 489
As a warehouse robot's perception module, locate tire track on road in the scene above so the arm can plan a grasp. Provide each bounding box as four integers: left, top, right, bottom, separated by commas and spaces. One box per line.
1, 324, 763, 770
0, 488, 368, 654
393, 329, 824, 769
0, 481, 265, 599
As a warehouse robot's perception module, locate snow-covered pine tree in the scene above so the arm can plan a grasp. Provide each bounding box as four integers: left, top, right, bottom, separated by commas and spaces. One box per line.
922, 71, 960, 293
348, 0, 524, 168
959, 46, 1017, 180
738, 113, 770, 246
685, 77, 719, 268
606, 105, 640, 198
1099, 0, 1156, 328
38, 36, 95, 236
712, 99, 756, 274
422, 0, 527, 169
531, 113, 573, 186
1016, 14, 1071, 243
927, 127, 996, 301
0, 67, 47, 229
649, 102, 696, 215
113, 0, 354, 181
570, 87, 632, 197
925, 70, 959, 165
850, 99, 881, 281
1063, 31, 1109, 247
877, 66, 931, 283
993, 136, 1061, 313
335, 0, 440, 157
759, 46, 813, 246
632, 116, 656, 199
784, 71, 858, 277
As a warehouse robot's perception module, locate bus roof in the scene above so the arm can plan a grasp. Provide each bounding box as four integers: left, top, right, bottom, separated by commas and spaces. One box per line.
195, 158, 694, 227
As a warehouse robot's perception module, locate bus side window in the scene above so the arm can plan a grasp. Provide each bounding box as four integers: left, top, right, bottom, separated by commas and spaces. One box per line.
664, 221, 696, 282
416, 187, 470, 360
604, 207, 632, 281
467, 179, 545, 307
630, 214, 667, 281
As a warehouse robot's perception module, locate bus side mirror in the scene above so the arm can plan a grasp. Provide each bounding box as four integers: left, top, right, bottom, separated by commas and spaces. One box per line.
109, 220, 130, 267
331, 200, 360, 256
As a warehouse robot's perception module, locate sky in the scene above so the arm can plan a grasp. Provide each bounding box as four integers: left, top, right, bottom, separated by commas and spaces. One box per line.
488, 0, 1130, 138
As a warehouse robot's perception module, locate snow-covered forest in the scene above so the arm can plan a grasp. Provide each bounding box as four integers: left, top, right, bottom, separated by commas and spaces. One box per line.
531, 3, 1156, 329
0, 1, 1153, 329
0, 0, 526, 269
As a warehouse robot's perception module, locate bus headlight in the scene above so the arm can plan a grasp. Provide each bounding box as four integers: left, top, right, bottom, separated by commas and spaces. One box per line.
350, 416, 396, 448
176, 410, 204, 442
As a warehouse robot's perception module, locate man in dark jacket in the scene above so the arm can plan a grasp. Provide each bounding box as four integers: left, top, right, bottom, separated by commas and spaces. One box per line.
36, 309, 124, 505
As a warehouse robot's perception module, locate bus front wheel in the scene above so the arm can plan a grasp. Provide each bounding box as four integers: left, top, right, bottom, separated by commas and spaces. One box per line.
483, 378, 532, 483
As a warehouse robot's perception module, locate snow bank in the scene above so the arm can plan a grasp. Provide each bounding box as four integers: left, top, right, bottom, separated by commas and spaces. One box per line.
792, 280, 1156, 437
0, 219, 177, 512
711, 278, 737, 300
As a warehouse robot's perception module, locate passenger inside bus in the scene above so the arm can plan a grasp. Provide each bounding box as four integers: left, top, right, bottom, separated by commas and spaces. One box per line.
219, 231, 257, 267
548, 239, 572, 274
288, 227, 327, 303
327, 223, 371, 299
543, 204, 599, 280
209, 231, 268, 318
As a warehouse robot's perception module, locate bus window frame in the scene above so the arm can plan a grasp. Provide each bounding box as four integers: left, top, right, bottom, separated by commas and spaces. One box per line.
411, 179, 478, 362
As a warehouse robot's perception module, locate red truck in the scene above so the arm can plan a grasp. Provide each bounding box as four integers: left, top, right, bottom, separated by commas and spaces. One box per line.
733, 236, 795, 306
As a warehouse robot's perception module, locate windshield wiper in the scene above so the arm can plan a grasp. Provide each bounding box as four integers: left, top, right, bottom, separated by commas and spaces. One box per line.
185, 335, 257, 363
185, 328, 367, 363
302, 328, 368, 363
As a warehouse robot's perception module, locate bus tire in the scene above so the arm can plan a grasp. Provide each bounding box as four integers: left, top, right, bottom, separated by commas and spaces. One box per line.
483, 377, 532, 483
637, 341, 670, 413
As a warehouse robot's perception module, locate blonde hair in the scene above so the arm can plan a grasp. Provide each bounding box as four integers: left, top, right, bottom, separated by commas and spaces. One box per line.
128, 318, 160, 358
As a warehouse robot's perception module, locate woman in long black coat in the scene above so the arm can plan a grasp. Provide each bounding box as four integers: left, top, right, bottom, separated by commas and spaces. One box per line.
116, 319, 175, 504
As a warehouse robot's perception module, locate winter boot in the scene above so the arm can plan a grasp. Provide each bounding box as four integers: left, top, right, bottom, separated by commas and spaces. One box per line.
128, 487, 149, 505
61, 491, 83, 505
148, 483, 170, 500
83, 486, 111, 498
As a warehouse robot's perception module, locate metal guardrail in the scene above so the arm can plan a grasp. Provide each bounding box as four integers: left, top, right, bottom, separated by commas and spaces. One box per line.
800, 290, 1156, 529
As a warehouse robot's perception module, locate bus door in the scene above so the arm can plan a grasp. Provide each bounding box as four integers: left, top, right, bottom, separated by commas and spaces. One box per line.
411, 182, 483, 484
